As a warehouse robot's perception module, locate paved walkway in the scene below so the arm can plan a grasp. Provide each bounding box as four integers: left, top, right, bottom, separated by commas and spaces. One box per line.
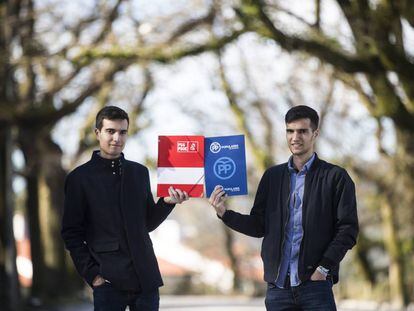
56, 296, 414, 311
161, 296, 263, 310
59, 296, 264, 311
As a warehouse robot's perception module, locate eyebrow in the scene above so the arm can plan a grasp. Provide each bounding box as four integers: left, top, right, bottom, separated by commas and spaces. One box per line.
286, 128, 310, 131
105, 128, 128, 132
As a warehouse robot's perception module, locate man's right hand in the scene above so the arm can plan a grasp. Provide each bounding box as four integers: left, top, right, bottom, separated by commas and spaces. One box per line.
92, 275, 105, 287
208, 185, 228, 217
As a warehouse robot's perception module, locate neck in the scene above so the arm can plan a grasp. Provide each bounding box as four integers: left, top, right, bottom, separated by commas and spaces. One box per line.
292, 152, 314, 171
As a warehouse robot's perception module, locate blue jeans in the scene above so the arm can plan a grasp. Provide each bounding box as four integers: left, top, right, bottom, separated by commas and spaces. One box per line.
265, 279, 336, 311
93, 283, 159, 311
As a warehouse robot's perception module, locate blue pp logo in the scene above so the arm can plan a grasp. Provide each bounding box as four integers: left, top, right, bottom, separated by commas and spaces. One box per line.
210, 142, 221, 153
214, 157, 236, 180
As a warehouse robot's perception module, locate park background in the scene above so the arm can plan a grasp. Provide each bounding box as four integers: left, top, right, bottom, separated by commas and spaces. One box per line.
1, 0, 414, 310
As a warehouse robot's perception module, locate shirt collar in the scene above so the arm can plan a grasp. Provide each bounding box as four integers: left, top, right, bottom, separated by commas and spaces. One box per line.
91, 150, 124, 168
288, 153, 316, 174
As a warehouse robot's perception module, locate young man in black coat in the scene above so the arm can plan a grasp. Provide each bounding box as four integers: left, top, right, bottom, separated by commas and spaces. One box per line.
61, 106, 188, 311
209, 105, 358, 310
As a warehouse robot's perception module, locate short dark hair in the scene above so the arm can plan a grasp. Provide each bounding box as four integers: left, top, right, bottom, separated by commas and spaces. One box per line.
285, 105, 319, 130
95, 106, 129, 130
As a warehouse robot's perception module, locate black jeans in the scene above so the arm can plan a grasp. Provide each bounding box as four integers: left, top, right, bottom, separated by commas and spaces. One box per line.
93, 283, 159, 311
265, 279, 336, 311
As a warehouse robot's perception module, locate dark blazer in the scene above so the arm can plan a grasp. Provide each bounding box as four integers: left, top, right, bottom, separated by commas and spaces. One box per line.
61, 151, 175, 292
221, 154, 358, 284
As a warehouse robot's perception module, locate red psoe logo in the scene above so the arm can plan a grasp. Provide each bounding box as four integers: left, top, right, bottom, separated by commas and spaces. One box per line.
177, 141, 199, 153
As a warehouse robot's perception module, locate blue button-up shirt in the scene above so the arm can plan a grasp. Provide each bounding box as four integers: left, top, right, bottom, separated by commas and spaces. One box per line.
276, 153, 315, 288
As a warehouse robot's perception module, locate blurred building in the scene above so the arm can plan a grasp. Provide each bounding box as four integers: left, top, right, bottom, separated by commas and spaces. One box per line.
152, 219, 264, 295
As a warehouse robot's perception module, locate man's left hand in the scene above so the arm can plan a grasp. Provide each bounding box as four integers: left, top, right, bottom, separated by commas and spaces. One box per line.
164, 187, 189, 204
310, 269, 327, 281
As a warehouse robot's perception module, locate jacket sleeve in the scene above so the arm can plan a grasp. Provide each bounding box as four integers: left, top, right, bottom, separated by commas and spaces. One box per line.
220, 169, 270, 238
320, 169, 359, 270
61, 172, 99, 286
145, 168, 175, 232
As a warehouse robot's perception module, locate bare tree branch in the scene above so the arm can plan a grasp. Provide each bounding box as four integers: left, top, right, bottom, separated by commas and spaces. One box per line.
73, 30, 246, 65
375, 117, 392, 157
92, 0, 124, 45
216, 49, 270, 172
167, 5, 216, 43
74, 86, 111, 160
40, 0, 126, 102
334, 72, 377, 114
238, 0, 381, 73
315, 0, 321, 29
238, 49, 275, 166
127, 66, 154, 135
15, 62, 131, 127
266, 3, 314, 27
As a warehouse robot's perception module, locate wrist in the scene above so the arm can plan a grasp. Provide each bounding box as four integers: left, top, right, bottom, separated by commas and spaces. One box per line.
316, 266, 329, 277
162, 197, 175, 205
93, 275, 105, 286
319, 257, 336, 271
217, 208, 226, 217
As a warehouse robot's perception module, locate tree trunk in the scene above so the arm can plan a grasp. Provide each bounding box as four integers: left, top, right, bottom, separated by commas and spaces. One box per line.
25, 161, 46, 300
386, 126, 414, 306
380, 199, 408, 306
0, 126, 22, 311
0, 2, 21, 309
223, 226, 242, 293
19, 129, 82, 302
353, 232, 377, 286
394, 128, 414, 207
39, 135, 83, 295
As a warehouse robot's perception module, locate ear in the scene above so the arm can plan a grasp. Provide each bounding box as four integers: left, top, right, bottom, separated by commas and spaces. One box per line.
95, 128, 100, 138
313, 129, 319, 138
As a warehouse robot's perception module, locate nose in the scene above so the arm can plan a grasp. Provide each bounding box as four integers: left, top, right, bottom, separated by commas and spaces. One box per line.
113, 132, 120, 142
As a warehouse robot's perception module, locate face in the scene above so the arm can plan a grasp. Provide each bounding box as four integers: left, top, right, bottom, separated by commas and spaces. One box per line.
95, 119, 128, 159
286, 118, 318, 158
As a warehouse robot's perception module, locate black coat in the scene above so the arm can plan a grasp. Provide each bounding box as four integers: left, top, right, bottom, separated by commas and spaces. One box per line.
61, 151, 175, 292
221, 154, 358, 284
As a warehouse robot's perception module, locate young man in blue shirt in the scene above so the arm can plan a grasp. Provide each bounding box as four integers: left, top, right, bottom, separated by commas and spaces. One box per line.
209, 105, 358, 310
